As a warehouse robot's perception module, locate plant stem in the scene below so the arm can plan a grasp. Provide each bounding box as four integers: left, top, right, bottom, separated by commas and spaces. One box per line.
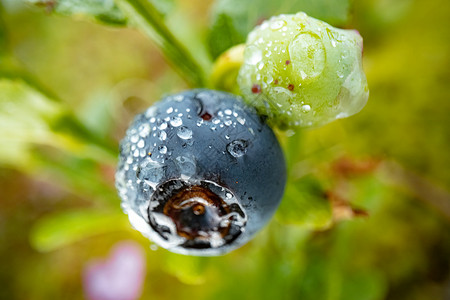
117, 0, 207, 87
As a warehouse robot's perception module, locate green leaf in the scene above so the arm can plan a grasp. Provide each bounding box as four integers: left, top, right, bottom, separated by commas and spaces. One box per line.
208, 13, 245, 59
0, 78, 64, 166
276, 175, 332, 229
31, 152, 119, 203
208, 0, 350, 58
0, 79, 116, 168
26, 0, 128, 25
30, 209, 128, 252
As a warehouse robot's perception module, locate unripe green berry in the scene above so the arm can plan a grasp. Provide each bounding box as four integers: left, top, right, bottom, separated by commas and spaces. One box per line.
238, 12, 369, 128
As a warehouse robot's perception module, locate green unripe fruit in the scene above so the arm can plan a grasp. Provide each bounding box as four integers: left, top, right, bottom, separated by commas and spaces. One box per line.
238, 12, 369, 128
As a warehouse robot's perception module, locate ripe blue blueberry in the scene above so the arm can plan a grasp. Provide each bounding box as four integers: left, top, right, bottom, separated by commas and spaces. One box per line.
116, 89, 286, 256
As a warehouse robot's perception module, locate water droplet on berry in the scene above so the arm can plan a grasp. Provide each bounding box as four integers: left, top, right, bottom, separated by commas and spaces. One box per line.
173, 95, 184, 102
130, 134, 139, 143
245, 45, 262, 65
227, 140, 248, 158
170, 116, 182, 127
289, 32, 326, 81
175, 156, 197, 179
136, 158, 166, 188
177, 126, 193, 140
138, 123, 151, 137
158, 145, 167, 154
236, 116, 246, 125
145, 107, 157, 118
301, 104, 311, 113
270, 19, 287, 31
159, 131, 167, 141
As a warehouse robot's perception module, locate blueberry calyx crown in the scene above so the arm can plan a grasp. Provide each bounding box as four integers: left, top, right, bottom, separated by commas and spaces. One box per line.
148, 179, 246, 249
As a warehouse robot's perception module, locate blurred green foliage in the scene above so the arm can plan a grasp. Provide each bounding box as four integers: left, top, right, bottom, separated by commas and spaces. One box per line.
0, 0, 449, 299
208, 0, 350, 58
25, 0, 128, 25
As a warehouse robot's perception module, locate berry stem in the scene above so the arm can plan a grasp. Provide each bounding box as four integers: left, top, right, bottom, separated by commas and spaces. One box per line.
116, 0, 208, 87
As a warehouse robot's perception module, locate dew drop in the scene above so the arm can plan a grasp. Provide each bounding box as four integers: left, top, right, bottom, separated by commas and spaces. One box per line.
289, 32, 326, 80
158, 145, 167, 154
138, 123, 151, 137
245, 45, 262, 65
145, 107, 157, 118
173, 95, 184, 102
166, 107, 173, 114
130, 134, 139, 143
270, 19, 287, 31
159, 131, 167, 141
158, 122, 168, 130
236, 116, 246, 125
136, 158, 165, 188
175, 156, 197, 179
302, 104, 311, 113
170, 116, 182, 127
137, 139, 145, 148
177, 126, 193, 140
227, 140, 249, 158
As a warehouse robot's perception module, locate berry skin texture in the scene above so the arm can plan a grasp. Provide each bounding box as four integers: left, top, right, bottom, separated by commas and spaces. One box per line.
115, 89, 286, 256
238, 12, 369, 129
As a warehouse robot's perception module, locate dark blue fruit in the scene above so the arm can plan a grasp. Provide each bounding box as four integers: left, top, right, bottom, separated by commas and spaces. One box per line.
116, 89, 286, 256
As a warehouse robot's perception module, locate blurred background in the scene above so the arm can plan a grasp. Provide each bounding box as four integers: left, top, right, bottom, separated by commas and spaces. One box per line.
0, 0, 449, 299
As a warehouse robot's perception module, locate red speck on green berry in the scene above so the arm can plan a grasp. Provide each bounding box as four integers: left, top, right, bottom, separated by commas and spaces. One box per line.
251, 84, 261, 94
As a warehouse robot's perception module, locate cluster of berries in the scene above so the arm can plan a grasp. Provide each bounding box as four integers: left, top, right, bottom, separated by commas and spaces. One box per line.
116, 13, 368, 255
